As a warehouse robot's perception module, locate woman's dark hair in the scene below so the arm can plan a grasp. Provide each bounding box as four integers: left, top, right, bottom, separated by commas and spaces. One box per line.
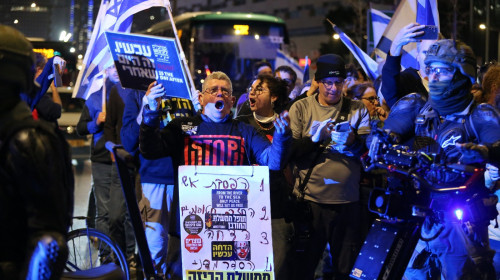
255, 74, 289, 113
346, 82, 374, 100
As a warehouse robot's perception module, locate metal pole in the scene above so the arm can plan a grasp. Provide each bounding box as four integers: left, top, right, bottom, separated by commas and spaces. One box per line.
164, 0, 196, 100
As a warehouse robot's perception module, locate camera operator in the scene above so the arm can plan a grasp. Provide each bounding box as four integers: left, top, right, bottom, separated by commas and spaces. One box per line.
0, 25, 74, 279
369, 39, 500, 279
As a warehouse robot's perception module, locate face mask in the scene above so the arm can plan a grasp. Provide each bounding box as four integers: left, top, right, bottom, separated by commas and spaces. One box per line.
428, 80, 452, 100
428, 77, 472, 116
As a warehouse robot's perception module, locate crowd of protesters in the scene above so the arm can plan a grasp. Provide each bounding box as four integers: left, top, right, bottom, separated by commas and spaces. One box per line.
2, 21, 500, 280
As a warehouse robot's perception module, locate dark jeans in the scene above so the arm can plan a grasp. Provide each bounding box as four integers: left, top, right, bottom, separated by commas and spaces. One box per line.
291, 201, 361, 280
272, 218, 294, 280
92, 162, 135, 258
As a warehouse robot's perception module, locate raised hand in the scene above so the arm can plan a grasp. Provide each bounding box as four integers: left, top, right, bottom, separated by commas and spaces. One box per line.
274, 111, 290, 135
390, 23, 425, 56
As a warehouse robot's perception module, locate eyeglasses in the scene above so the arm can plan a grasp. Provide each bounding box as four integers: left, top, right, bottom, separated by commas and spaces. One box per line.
425, 66, 456, 77
248, 86, 269, 96
320, 79, 343, 89
362, 96, 380, 104
204, 86, 232, 97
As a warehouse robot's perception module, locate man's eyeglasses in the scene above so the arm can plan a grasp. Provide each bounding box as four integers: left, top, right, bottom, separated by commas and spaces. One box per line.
425, 66, 455, 77
204, 86, 231, 97
248, 86, 269, 96
320, 79, 343, 89
362, 96, 380, 104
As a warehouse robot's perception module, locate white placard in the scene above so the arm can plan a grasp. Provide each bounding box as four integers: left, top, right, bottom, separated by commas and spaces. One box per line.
178, 165, 274, 280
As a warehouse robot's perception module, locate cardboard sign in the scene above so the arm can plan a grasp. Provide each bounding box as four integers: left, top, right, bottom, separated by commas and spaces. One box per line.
178, 165, 274, 280
105, 31, 191, 99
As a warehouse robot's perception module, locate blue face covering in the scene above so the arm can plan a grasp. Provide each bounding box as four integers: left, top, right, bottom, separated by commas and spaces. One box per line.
428, 74, 472, 116
428, 80, 452, 100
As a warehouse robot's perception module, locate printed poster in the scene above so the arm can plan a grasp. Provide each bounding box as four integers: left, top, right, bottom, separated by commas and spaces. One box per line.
178, 165, 274, 280
105, 31, 191, 99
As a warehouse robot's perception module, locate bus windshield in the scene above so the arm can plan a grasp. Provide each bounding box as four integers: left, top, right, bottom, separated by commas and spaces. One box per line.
143, 12, 289, 96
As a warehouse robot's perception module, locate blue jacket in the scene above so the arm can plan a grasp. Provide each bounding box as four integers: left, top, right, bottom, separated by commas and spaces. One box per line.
381, 55, 428, 108
121, 91, 195, 184
140, 112, 292, 171
76, 79, 117, 164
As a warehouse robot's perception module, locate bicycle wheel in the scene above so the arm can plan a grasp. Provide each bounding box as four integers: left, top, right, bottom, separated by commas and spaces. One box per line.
65, 228, 130, 279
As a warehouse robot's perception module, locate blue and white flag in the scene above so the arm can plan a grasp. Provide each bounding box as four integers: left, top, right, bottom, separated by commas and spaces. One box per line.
275, 49, 304, 83
417, 0, 439, 26
375, 0, 439, 70
370, 7, 391, 49
73, 0, 169, 99
327, 19, 378, 81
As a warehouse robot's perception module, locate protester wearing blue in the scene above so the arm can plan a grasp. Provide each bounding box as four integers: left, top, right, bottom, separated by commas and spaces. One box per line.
371, 39, 500, 279
76, 65, 137, 265
121, 81, 195, 277
139, 71, 291, 279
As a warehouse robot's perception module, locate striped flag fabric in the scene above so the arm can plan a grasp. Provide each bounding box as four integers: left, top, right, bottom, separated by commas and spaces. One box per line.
73, 0, 169, 99
375, 0, 439, 70
326, 19, 378, 81
370, 7, 391, 49
275, 49, 304, 83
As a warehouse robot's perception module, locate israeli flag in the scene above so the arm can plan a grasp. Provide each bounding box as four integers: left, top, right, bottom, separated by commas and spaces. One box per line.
327, 19, 378, 81
375, 0, 440, 70
370, 8, 391, 49
275, 49, 304, 83
73, 0, 169, 99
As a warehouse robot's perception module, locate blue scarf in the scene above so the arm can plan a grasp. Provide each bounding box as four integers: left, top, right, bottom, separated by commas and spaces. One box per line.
428, 76, 472, 116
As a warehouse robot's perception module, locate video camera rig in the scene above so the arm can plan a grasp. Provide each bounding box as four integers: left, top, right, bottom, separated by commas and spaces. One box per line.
350, 129, 497, 280
362, 129, 494, 224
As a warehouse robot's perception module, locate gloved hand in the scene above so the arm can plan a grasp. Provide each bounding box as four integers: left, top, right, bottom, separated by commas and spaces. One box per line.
485, 163, 500, 189
53, 56, 66, 74
456, 142, 489, 164
274, 111, 290, 135
367, 135, 381, 162
309, 119, 333, 143
331, 126, 354, 146
144, 81, 165, 111
191, 88, 202, 112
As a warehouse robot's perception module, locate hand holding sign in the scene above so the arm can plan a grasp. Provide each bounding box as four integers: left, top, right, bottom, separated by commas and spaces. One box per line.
145, 81, 165, 111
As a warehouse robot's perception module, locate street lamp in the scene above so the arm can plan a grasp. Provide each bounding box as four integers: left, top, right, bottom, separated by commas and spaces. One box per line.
479, 23, 486, 30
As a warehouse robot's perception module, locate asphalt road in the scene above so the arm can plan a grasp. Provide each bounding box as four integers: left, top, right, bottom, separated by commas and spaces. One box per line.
71, 159, 93, 231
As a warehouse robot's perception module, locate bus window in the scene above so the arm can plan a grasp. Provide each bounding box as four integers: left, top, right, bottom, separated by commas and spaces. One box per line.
142, 12, 289, 97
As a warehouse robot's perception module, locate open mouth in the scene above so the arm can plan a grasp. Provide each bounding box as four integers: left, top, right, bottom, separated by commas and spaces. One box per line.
215, 100, 225, 110
249, 98, 256, 107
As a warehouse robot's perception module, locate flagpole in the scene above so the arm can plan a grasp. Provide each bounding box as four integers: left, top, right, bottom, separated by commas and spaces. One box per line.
102, 72, 107, 113
164, 0, 196, 100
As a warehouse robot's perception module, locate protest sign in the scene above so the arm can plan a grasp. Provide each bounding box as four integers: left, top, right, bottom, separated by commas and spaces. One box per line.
178, 165, 274, 280
105, 31, 191, 99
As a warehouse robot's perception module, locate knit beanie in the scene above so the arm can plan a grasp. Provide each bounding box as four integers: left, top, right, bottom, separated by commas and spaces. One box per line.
315, 54, 346, 81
